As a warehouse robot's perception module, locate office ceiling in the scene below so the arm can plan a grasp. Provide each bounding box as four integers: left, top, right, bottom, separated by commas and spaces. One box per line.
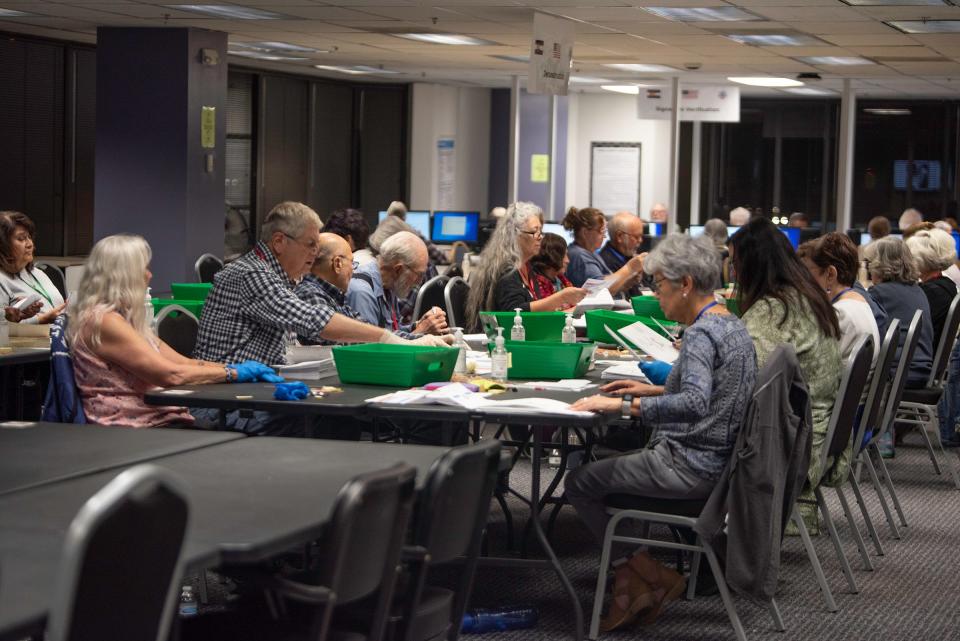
3, 0, 960, 97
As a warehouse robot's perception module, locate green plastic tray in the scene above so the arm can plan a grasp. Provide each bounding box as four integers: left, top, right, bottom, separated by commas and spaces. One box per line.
630, 296, 668, 320
584, 309, 678, 343
724, 297, 741, 317
332, 343, 458, 386
170, 282, 213, 301
481, 311, 566, 342
503, 340, 596, 380
152, 298, 203, 318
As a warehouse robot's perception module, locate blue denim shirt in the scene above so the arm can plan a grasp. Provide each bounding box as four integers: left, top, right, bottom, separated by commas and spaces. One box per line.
565, 242, 611, 287
345, 262, 417, 339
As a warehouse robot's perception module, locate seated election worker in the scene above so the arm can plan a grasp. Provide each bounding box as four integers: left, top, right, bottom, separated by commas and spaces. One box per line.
68, 234, 280, 428
565, 234, 757, 630
296, 233, 366, 344
597, 212, 646, 297
0, 211, 66, 323
563, 206, 644, 296
529, 232, 576, 302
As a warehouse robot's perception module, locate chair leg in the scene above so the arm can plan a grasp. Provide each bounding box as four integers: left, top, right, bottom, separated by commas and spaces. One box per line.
767, 597, 786, 632
916, 410, 943, 475
931, 414, 960, 489
588, 518, 618, 640
493, 491, 515, 552
792, 507, 839, 612
686, 549, 702, 601
862, 450, 901, 539
834, 485, 873, 571
871, 444, 908, 528
198, 570, 209, 604
816, 488, 858, 593
848, 472, 884, 556
701, 541, 747, 641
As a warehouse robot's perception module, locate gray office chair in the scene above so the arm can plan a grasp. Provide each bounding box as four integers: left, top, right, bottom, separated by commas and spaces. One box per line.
46, 464, 189, 641
413, 275, 449, 323
194, 253, 223, 283
443, 277, 470, 331
35, 262, 67, 299
155, 305, 200, 358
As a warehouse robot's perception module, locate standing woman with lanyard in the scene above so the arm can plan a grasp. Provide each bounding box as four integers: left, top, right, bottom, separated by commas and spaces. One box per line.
0, 211, 66, 324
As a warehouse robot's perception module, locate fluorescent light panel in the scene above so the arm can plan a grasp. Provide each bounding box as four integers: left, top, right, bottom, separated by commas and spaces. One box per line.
783, 87, 834, 96
228, 51, 307, 61
314, 65, 399, 75
602, 85, 640, 94
887, 20, 960, 33
169, 4, 282, 19
728, 76, 804, 87
395, 33, 497, 45
489, 54, 529, 63
232, 41, 318, 53
842, 0, 951, 5
605, 63, 677, 72
727, 34, 823, 46
863, 108, 912, 115
642, 7, 762, 21
0, 7, 30, 16
799, 56, 874, 65
570, 75, 611, 84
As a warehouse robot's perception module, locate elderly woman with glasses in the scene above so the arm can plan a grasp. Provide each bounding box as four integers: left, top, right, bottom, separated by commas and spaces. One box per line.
563, 206, 644, 295
464, 202, 586, 328
566, 234, 757, 630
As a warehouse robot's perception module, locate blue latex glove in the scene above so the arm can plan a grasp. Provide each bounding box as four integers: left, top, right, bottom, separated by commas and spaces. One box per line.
229, 360, 285, 384
274, 381, 311, 401
639, 360, 672, 385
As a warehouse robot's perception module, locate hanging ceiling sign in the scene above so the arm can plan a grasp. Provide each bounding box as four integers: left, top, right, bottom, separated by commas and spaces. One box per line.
528, 12, 574, 96
637, 85, 740, 122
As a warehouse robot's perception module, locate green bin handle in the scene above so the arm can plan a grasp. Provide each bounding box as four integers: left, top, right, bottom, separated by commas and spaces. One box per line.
427, 361, 442, 371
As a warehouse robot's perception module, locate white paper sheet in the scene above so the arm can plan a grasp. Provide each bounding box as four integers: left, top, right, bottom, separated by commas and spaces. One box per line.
574, 287, 615, 315
600, 362, 651, 382
617, 321, 680, 363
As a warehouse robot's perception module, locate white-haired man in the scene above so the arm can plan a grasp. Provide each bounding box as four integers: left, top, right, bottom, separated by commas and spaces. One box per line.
899, 207, 923, 231
649, 203, 668, 223
729, 207, 750, 226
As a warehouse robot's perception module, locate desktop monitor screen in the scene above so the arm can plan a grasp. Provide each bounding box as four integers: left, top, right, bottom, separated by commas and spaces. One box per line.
431, 211, 480, 244
954, 231, 960, 258
894, 160, 941, 192
543, 223, 575, 245
646, 223, 665, 237
688, 225, 741, 239
859, 232, 903, 246
378, 211, 431, 239
781, 227, 801, 250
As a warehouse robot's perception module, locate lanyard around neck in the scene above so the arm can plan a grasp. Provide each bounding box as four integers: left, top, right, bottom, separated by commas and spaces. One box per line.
830, 287, 853, 304
18, 270, 53, 306
693, 301, 719, 324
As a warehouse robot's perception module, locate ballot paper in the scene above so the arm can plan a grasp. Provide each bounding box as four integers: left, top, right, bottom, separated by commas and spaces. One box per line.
617, 321, 680, 364
365, 383, 593, 416
574, 287, 615, 315
581, 278, 610, 295
600, 362, 651, 382
285, 345, 334, 364
512, 379, 594, 392
278, 359, 337, 380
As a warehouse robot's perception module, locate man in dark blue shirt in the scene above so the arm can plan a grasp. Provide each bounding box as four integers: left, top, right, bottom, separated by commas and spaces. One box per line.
598, 212, 647, 298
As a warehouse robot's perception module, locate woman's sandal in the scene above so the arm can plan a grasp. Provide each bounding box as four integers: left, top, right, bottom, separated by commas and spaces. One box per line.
599, 564, 658, 631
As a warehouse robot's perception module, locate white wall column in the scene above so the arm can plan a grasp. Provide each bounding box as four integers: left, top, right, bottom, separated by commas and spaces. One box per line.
508, 75, 520, 203
667, 76, 680, 233
836, 78, 856, 232
690, 121, 702, 226
547, 93, 557, 219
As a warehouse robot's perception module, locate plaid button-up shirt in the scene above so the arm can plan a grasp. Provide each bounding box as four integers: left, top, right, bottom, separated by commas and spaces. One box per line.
294, 275, 362, 346
193, 242, 334, 364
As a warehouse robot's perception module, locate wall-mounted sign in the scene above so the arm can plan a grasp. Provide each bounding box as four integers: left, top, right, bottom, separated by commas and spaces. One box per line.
637, 86, 740, 122
531, 154, 549, 183
590, 142, 641, 215
201, 106, 216, 148
436, 138, 455, 210
528, 12, 574, 96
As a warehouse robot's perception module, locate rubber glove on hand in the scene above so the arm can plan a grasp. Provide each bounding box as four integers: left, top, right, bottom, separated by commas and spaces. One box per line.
409, 335, 450, 347
229, 360, 285, 383
639, 360, 672, 385
274, 381, 311, 400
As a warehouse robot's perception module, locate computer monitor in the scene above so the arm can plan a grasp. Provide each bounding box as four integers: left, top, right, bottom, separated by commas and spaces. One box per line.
378, 211, 431, 239
431, 211, 480, 244
953, 231, 960, 258
543, 223, 575, 245
781, 227, 801, 250
646, 222, 665, 237
894, 160, 941, 192
688, 225, 741, 239
858, 231, 903, 246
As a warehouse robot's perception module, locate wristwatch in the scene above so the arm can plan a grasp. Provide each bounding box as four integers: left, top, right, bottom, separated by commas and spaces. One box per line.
620, 394, 634, 420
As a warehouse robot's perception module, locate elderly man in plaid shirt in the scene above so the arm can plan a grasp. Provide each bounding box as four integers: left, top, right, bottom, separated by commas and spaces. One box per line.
192, 201, 445, 436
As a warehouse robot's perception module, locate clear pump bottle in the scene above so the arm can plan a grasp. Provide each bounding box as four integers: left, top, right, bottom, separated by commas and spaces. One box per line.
510, 308, 525, 341
491, 327, 509, 381
561, 312, 576, 343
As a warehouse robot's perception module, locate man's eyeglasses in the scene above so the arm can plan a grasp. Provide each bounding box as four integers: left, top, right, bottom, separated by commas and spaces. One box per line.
619, 230, 643, 243
519, 228, 544, 239
284, 233, 320, 252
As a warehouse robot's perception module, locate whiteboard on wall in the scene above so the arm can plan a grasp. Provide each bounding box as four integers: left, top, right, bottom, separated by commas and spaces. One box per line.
590, 143, 641, 215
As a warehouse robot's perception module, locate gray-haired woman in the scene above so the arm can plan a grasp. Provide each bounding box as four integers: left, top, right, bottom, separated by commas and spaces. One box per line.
567, 234, 757, 630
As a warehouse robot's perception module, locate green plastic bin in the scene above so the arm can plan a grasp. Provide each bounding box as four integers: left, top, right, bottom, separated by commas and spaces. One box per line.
584, 309, 679, 343
503, 340, 596, 380
152, 298, 203, 318
332, 343, 458, 386
724, 297, 741, 317
481, 311, 566, 342
630, 296, 668, 320
170, 282, 213, 301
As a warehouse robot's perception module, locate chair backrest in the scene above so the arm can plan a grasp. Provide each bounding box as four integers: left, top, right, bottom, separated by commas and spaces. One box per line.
35, 262, 67, 299
194, 253, 223, 283
155, 305, 199, 357
927, 293, 960, 387
47, 465, 189, 641
413, 275, 450, 322
856, 318, 900, 448
42, 314, 87, 424
449, 241, 469, 267
318, 463, 416, 607
820, 335, 874, 471
444, 277, 470, 330
879, 309, 924, 438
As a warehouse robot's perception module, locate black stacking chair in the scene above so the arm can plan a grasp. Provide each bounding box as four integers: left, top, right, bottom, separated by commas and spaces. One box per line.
413, 275, 450, 325
443, 277, 470, 330
35, 262, 67, 299
155, 305, 200, 357
194, 253, 223, 283
46, 465, 189, 641
897, 293, 960, 487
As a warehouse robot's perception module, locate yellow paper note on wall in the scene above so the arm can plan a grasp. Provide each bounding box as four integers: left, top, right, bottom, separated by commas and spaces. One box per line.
531, 154, 549, 183
201, 106, 216, 149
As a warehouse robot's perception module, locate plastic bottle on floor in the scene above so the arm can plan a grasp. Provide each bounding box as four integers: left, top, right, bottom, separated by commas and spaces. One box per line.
179, 585, 198, 618
461, 606, 538, 633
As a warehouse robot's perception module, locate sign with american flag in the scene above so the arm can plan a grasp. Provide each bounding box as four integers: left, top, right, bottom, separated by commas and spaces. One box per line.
528, 12, 574, 95
637, 85, 740, 122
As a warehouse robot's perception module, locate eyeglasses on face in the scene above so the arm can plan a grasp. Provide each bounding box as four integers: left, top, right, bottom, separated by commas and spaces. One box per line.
519, 228, 544, 239
284, 233, 320, 252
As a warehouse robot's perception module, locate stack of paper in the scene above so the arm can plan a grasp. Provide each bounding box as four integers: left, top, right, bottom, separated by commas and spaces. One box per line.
600, 362, 651, 382
617, 322, 680, 363
364, 383, 593, 416
278, 358, 337, 380
574, 287, 615, 315
512, 379, 594, 392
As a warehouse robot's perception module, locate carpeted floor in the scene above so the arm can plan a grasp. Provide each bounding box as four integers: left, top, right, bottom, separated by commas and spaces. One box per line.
186, 433, 960, 641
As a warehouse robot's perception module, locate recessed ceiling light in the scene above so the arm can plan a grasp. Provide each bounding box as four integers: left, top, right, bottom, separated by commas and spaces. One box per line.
314, 64, 399, 75
605, 63, 677, 73
642, 7, 762, 22
232, 41, 318, 53
489, 54, 529, 63
863, 108, 912, 115
728, 76, 804, 87
602, 85, 640, 95
570, 75, 612, 84
395, 33, 497, 45
842, 0, 950, 5
887, 20, 960, 34
169, 4, 282, 19
228, 51, 307, 61
799, 56, 874, 66
727, 34, 823, 46
0, 7, 30, 16
783, 87, 835, 96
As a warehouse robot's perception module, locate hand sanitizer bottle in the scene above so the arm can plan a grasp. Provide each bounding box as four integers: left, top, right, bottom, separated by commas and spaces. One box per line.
491, 327, 509, 381
452, 327, 468, 374
144, 288, 155, 333
510, 308, 525, 341
561, 312, 576, 343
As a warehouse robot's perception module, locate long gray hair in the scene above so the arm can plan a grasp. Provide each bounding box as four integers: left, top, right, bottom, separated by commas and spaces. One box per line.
464, 202, 543, 330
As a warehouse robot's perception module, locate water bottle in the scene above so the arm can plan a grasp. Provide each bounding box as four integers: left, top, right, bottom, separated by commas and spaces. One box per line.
0, 317, 8, 348
461, 606, 538, 633
510, 308, 525, 342
179, 585, 198, 618
561, 312, 576, 344
284, 330, 298, 364
491, 327, 509, 382
144, 288, 155, 333
452, 327, 468, 375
